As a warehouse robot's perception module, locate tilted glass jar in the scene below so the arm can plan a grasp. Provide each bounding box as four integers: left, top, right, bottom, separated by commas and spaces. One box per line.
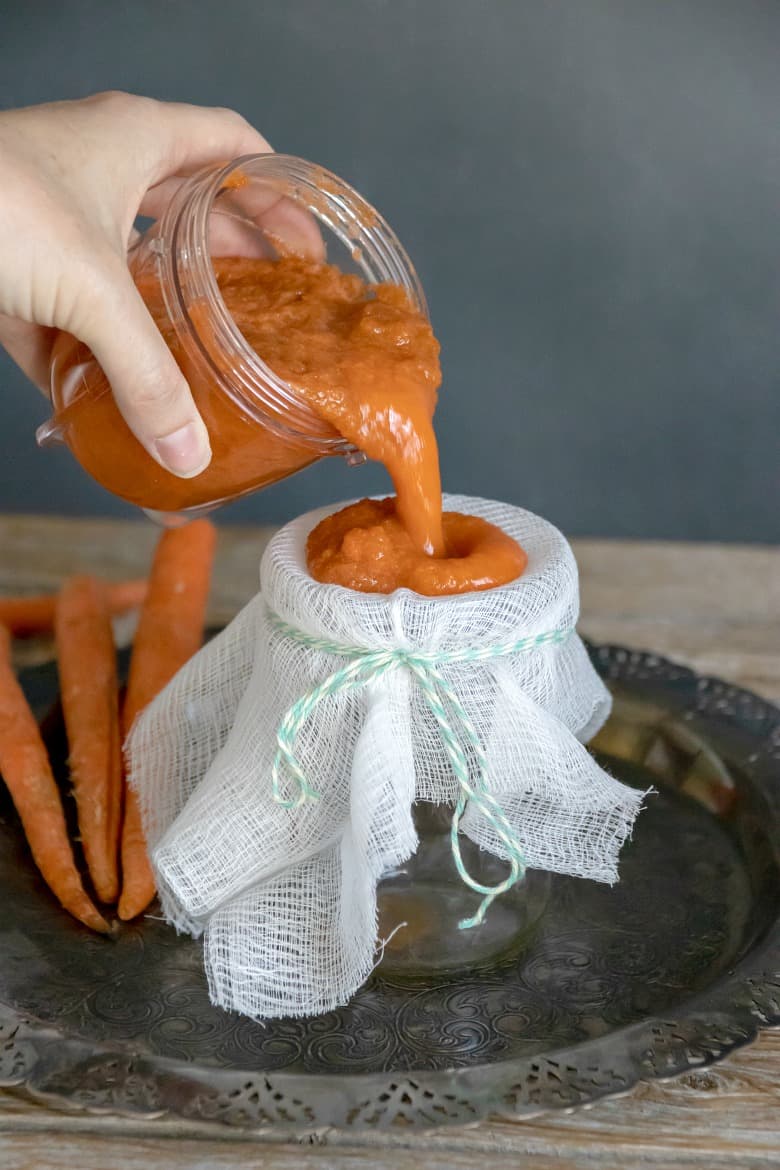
38, 155, 428, 523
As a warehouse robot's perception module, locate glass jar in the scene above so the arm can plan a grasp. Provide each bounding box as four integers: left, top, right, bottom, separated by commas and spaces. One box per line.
37, 155, 429, 523
377, 802, 551, 979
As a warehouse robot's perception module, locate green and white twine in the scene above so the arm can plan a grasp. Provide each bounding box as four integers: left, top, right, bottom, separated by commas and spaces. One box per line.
268, 611, 573, 930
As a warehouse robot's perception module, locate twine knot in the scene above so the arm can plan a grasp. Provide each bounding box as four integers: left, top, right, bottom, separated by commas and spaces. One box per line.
268, 611, 572, 929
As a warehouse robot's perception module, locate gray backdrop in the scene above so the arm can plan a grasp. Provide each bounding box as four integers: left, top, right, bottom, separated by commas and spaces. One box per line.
1, 0, 778, 541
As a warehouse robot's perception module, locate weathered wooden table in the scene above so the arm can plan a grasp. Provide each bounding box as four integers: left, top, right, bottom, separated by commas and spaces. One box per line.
1, 515, 778, 1170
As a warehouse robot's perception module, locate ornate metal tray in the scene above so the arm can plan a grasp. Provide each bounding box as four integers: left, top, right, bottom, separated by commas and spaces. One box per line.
0, 645, 778, 1133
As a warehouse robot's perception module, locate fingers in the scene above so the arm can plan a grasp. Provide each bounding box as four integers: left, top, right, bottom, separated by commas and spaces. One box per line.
139, 177, 275, 259
73, 258, 211, 477
0, 313, 55, 394
232, 185, 326, 261
131, 96, 322, 260
75, 92, 273, 183
139, 175, 326, 261
142, 98, 274, 183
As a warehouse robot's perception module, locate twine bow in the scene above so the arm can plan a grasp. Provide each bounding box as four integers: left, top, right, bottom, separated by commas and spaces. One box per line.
268, 611, 572, 929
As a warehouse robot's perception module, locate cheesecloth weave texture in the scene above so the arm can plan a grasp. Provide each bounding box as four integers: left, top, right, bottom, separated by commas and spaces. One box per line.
127, 495, 645, 1020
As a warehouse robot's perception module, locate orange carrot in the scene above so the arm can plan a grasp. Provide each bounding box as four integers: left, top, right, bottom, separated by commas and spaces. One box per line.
105, 578, 149, 615
0, 579, 148, 639
0, 624, 109, 932
55, 576, 122, 904
118, 520, 217, 920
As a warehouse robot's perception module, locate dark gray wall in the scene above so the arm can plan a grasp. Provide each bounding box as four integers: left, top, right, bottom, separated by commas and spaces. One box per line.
1, 0, 778, 540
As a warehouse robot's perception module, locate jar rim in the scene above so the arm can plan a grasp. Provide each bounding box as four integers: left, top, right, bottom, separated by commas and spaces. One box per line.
157, 154, 429, 456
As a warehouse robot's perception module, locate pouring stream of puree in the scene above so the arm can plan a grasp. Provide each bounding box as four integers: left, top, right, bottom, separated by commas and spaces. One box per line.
214, 256, 527, 595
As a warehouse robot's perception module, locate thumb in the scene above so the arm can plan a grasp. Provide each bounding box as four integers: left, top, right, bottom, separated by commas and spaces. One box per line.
75, 260, 211, 478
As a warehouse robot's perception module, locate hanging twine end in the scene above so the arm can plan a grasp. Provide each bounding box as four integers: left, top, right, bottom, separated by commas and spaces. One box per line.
272, 749, 322, 809
273, 790, 320, 811
458, 907, 488, 931
456, 860, 527, 931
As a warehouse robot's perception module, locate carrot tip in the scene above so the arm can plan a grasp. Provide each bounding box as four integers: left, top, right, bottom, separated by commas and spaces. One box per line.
117, 892, 156, 922
82, 912, 111, 934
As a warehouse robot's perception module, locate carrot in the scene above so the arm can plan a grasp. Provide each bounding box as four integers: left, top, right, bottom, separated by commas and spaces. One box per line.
55, 576, 122, 904
0, 624, 109, 932
104, 578, 149, 616
0, 579, 148, 639
118, 519, 217, 921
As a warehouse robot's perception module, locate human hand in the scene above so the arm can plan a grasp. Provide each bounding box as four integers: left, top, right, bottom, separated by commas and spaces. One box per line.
0, 92, 276, 477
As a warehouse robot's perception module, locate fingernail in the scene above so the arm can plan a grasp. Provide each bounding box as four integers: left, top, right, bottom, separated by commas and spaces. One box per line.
154, 422, 211, 478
